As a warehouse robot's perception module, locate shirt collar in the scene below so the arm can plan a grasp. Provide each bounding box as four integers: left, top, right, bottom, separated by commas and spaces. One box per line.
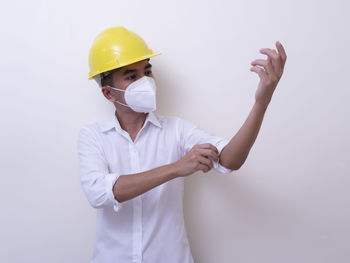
101, 111, 162, 133
146, 111, 162, 128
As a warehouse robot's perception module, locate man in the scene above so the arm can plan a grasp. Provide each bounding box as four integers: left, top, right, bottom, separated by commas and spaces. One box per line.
77, 26, 286, 263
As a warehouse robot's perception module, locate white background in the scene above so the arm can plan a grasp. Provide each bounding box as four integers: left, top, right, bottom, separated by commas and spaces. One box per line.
1, 0, 349, 262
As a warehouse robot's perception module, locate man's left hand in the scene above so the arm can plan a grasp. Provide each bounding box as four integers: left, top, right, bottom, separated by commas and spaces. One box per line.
250, 41, 287, 108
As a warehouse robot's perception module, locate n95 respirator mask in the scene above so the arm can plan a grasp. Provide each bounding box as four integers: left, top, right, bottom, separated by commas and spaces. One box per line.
108, 76, 157, 113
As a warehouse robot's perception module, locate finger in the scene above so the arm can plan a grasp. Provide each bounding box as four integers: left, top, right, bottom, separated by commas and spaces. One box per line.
198, 156, 213, 169
275, 41, 287, 65
250, 65, 268, 80
197, 163, 211, 173
198, 143, 219, 154
250, 58, 274, 75
259, 48, 281, 73
271, 49, 283, 76
198, 148, 219, 162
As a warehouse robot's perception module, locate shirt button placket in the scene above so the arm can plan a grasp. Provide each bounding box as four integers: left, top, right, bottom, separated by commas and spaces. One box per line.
131, 143, 143, 263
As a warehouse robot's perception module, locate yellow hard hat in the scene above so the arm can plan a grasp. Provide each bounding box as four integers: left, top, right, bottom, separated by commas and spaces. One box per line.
88, 26, 161, 80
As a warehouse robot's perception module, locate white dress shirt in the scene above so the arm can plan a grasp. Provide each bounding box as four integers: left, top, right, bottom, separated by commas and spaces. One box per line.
77, 111, 233, 263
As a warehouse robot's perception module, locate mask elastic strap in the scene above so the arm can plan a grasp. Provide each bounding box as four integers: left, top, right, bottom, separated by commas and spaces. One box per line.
108, 86, 125, 92
107, 86, 130, 108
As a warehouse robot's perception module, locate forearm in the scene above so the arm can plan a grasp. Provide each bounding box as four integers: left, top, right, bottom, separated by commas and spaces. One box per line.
113, 163, 179, 203
219, 102, 268, 170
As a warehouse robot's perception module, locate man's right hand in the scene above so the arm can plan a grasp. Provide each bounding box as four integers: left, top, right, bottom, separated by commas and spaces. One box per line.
112, 143, 219, 203
173, 143, 219, 177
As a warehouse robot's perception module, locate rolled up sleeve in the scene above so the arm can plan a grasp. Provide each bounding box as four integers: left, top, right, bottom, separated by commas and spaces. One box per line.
77, 126, 123, 212
179, 118, 234, 174
211, 138, 234, 174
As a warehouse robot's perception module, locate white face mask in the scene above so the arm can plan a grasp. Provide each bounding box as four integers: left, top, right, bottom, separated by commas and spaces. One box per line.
108, 76, 157, 113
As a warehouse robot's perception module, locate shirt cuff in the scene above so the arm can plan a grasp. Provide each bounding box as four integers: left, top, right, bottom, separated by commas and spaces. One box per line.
106, 173, 123, 212
212, 139, 234, 174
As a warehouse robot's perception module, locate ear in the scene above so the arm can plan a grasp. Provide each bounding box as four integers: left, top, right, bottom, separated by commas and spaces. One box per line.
101, 86, 115, 102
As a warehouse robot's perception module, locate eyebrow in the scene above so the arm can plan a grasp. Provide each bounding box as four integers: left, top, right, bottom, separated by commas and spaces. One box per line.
122, 63, 152, 76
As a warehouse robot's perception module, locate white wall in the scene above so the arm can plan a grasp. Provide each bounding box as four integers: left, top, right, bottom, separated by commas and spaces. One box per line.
1, 0, 349, 262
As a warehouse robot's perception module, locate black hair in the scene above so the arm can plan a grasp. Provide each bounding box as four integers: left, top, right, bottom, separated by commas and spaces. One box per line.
101, 68, 119, 87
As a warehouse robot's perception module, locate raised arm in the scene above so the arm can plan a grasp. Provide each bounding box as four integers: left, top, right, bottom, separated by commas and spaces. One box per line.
219, 41, 287, 170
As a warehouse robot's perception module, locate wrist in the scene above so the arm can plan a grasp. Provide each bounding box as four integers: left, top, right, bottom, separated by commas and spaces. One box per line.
168, 162, 181, 179
254, 100, 269, 112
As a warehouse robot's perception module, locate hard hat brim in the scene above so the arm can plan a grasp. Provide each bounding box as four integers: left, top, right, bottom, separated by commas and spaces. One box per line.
88, 52, 162, 80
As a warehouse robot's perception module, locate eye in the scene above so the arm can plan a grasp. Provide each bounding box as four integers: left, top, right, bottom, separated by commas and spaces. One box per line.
126, 74, 136, 81
145, 70, 153, 75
